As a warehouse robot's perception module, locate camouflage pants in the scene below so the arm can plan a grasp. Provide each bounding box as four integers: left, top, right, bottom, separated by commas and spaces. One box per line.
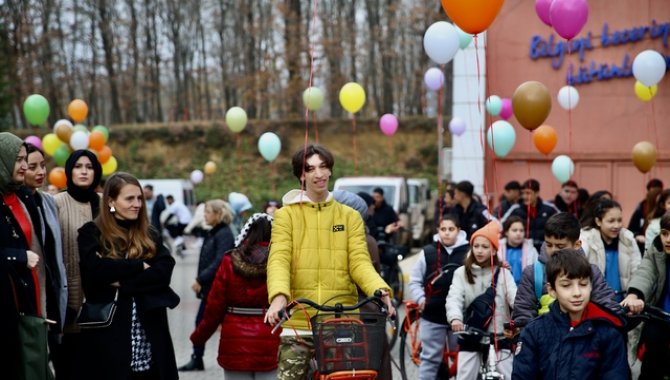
277, 336, 315, 380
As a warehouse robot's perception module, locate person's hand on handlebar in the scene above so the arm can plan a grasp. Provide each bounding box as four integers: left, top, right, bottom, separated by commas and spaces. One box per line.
379, 289, 396, 318
621, 294, 645, 315
451, 319, 464, 332
264, 294, 288, 325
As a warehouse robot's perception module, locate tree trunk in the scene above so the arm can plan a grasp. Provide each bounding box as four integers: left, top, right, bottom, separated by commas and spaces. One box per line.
97, 0, 122, 124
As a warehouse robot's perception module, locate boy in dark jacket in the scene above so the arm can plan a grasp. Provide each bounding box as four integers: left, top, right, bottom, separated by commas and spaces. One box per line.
512, 249, 629, 379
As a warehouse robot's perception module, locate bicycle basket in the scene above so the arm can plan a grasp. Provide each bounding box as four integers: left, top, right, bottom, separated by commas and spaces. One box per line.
310, 312, 386, 374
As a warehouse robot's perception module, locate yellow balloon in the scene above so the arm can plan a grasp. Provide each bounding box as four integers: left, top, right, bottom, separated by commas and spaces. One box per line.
42, 133, 63, 156
102, 156, 118, 176
204, 161, 217, 175
634, 81, 658, 102
339, 82, 366, 113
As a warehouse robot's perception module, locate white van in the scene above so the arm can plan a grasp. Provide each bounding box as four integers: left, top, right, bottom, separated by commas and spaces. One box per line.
138, 179, 196, 208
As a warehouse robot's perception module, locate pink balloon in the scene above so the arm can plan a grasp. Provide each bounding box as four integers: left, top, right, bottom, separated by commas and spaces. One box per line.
499, 98, 513, 120
379, 114, 399, 137
25, 135, 43, 150
448, 117, 466, 136
550, 0, 589, 40
535, 0, 553, 26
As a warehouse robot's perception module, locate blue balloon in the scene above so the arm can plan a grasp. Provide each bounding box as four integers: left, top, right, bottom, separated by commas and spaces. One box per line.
456, 26, 473, 49
486, 95, 502, 117
551, 155, 575, 183
258, 132, 281, 162
486, 121, 516, 158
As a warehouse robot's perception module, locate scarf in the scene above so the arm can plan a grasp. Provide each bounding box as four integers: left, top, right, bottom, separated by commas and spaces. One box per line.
65, 150, 103, 218
0, 132, 24, 194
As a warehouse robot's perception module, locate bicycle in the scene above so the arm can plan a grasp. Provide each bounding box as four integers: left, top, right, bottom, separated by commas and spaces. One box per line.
376, 238, 408, 349
453, 326, 510, 380
274, 291, 390, 380
624, 304, 670, 377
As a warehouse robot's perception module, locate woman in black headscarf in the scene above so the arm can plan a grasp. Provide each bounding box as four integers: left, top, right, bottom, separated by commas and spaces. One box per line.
53, 149, 102, 378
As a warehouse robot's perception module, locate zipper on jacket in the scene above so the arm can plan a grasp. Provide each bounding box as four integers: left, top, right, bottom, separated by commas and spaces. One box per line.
317, 204, 321, 303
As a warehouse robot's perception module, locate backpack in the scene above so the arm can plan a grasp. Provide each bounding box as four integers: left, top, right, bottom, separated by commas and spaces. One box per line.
464, 267, 501, 330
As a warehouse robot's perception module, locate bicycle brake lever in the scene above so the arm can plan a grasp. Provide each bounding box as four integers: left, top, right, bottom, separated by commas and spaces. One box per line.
271, 308, 290, 334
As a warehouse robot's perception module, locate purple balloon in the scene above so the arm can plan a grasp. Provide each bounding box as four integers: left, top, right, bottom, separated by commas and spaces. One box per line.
424, 68, 445, 92
499, 98, 513, 120
535, 0, 553, 27
448, 117, 466, 136
379, 114, 399, 137
550, 0, 589, 40
25, 135, 43, 150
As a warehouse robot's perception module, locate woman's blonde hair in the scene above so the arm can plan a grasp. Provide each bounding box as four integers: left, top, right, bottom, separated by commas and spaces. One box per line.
206, 199, 233, 226
97, 172, 156, 260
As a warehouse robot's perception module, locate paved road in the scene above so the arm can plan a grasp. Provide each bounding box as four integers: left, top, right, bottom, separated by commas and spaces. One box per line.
167, 240, 421, 379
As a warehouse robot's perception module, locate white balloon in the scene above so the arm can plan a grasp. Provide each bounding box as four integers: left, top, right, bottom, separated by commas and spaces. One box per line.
190, 169, 204, 184
53, 119, 73, 132
557, 86, 580, 110
551, 155, 575, 184
69, 131, 89, 150
423, 22, 459, 64
632, 50, 667, 87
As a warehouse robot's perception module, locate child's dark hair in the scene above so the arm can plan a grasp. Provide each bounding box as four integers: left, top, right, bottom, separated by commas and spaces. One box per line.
503, 215, 524, 235
546, 248, 591, 289
544, 212, 581, 242
438, 213, 460, 228
291, 144, 334, 184
243, 218, 272, 250
660, 212, 670, 231
588, 198, 621, 229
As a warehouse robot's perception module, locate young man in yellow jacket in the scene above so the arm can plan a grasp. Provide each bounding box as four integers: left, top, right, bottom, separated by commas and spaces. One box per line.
265, 144, 394, 380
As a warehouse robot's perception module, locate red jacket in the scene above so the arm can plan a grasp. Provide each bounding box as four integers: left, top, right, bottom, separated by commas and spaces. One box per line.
190, 249, 279, 371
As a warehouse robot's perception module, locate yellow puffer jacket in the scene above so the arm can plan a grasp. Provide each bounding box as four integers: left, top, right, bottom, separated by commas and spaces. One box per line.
267, 190, 390, 330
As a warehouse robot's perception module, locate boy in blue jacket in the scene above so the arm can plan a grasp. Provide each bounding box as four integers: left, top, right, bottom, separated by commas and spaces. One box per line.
512, 249, 630, 380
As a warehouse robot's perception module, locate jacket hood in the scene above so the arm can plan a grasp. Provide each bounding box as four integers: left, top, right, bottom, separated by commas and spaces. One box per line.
281, 189, 333, 205
332, 190, 367, 219
231, 249, 267, 279
442, 230, 469, 250
0, 132, 24, 194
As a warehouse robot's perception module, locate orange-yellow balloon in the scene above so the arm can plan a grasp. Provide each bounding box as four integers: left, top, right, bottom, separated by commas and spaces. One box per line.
102, 156, 118, 176
48, 167, 67, 189
204, 161, 217, 175
532, 125, 558, 155
440, 0, 505, 35
634, 81, 658, 102
98, 145, 112, 164
68, 99, 89, 123
632, 141, 656, 173
89, 131, 106, 151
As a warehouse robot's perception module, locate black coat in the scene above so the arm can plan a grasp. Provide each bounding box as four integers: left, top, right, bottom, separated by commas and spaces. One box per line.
450, 200, 490, 239
74, 222, 180, 380
421, 243, 469, 325
503, 198, 558, 252
196, 223, 234, 296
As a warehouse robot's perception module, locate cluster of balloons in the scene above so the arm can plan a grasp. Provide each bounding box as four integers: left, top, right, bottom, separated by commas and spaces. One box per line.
535, 0, 589, 40
632, 50, 666, 102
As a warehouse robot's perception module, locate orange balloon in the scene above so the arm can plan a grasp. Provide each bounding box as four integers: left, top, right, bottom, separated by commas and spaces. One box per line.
68, 99, 89, 123
632, 141, 657, 173
512, 81, 552, 131
532, 125, 558, 155
98, 145, 112, 164
89, 131, 106, 151
440, 0, 505, 35
48, 167, 67, 189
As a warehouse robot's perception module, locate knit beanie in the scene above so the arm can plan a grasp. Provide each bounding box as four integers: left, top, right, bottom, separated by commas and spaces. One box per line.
470, 221, 501, 251
0, 132, 25, 194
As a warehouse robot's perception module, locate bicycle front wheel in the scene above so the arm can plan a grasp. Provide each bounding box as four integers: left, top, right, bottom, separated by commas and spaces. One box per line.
399, 314, 421, 380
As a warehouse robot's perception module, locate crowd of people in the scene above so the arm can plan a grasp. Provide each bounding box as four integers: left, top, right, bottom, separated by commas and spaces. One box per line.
2, 130, 669, 380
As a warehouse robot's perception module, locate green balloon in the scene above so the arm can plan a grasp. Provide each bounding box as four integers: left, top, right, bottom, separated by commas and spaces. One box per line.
73, 124, 89, 134
23, 94, 50, 126
54, 145, 71, 167
92, 125, 109, 141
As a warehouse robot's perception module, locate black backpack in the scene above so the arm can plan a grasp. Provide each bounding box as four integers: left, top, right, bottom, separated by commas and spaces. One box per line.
464, 267, 501, 330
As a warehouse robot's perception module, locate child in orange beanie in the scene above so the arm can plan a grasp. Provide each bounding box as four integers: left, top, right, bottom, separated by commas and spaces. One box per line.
446, 221, 517, 380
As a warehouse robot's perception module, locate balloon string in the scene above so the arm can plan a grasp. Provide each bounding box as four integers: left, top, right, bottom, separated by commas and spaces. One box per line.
437, 75, 443, 185
566, 41, 573, 157
352, 114, 358, 174
650, 100, 660, 179
300, 0, 319, 201
525, 135, 533, 240
270, 161, 276, 196
313, 110, 319, 143
474, 34, 492, 216
236, 134, 244, 192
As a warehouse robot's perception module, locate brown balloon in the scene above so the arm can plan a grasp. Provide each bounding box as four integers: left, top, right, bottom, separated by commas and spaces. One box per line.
512, 81, 552, 131
55, 123, 73, 143
632, 141, 657, 173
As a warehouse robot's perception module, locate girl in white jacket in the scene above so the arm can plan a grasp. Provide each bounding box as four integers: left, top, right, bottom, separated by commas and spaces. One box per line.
447, 222, 517, 380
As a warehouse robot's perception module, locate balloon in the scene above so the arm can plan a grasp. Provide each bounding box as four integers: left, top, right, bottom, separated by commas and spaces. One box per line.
23, 94, 50, 126
102, 156, 118, 176
190, 169, 204, 184
632, 141, 657, 173
557, 85, 579, 110
225, 107, 248, 133
42, 134, 62, 156
68, 99, 88, 123
440, 0, 505, 35
54, 119, 74, 143
424, 68, 445, 91
449, 117, 467, 136
634, 82, 658, 102
258, 132, 282, 162
92, 125, 109, 141
302, 87, 325, 111
551, 155, 575, 183
48, 168, 67, 189
499, 98, 513, 120
485, 95, 502, 116
486, 120, 516, 158
204, 161, 217, 175
423, 21, 459, 64
456, 26, 473, 49
73, 124, 89, 134
53, 145, 71, 167
25, 135, 43, 150
339, 82, 366, 113
70, 131, 89, 150
512, 81, 552, 131
97, 145, 112, 164
88, 131, 106, 151
632, 50, 667, 87
535, 0, 554, 26
549, 0, 589, 40
379, 114, 399, 137
532, 125, 558, 155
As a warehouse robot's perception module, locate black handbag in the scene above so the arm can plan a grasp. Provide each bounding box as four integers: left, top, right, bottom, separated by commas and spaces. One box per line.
76, 289, 119, 329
